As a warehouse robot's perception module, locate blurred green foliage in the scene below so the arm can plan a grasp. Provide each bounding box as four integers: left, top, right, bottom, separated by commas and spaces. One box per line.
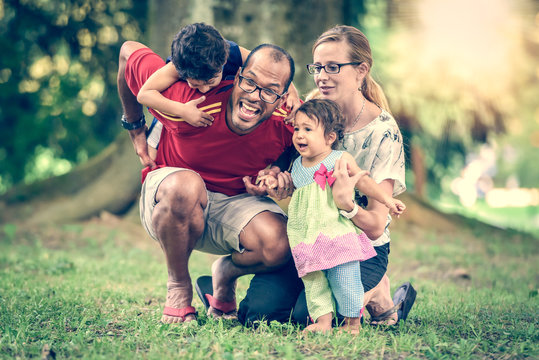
365, 0, 539, 192
0, 0, 147, 191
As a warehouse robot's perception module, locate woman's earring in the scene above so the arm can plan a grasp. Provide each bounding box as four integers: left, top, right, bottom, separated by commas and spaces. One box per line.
358, 78, 366, 92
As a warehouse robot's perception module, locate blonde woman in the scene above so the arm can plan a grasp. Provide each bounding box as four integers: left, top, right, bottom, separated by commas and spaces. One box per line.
237, 25, 416, 328
305, 25, 414, 326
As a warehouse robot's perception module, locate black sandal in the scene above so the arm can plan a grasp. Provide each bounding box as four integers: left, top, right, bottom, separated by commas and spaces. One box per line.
370, 282, 416, 325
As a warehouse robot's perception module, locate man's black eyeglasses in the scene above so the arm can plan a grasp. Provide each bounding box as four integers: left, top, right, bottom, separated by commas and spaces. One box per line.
306, 62, 363, 75
238, 74, 286, 104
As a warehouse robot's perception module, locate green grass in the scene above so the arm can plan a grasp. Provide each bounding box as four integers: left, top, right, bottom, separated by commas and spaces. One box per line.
436, 196, 539, 238
1, 220, 537, 359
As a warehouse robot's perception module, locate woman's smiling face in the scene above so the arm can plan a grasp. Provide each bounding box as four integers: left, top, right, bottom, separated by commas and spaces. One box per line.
312, 40, 362, 105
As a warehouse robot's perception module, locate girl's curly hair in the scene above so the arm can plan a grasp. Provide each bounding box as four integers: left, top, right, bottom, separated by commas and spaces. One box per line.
296, 99, 345, 149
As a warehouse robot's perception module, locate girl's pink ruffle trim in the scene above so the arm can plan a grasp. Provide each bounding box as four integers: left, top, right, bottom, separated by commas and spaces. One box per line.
292, 232, 377, 278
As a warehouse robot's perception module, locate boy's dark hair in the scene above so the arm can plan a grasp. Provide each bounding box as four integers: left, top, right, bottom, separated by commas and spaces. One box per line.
241, 43, 295, 93
171, 23, 229, 81
297, 99, 345, 149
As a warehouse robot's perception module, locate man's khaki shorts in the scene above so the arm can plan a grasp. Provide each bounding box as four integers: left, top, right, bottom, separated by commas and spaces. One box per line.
140, 167, 287, 255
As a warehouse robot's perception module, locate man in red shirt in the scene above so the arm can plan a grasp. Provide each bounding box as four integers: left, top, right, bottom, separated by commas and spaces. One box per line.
117, 40, 295, 323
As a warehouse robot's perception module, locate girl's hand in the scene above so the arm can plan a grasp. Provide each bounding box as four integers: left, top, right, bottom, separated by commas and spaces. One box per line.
181, 96, 214, 127
244, 168, 281, 196
266, 171, 294, 200
256, 174, 278, 189
386, 199, 406, 218
244, 168, 294, 199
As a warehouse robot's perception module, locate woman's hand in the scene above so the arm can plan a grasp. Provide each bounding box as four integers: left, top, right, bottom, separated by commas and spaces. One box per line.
332, 158, 367, 211
283, 84, 301, 124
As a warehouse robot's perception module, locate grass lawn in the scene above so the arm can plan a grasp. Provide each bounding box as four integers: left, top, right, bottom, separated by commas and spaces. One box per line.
436, 196, 539, 239
0, 215, 537, 359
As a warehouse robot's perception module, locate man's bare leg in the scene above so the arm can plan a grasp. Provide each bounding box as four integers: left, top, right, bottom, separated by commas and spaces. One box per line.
364, 274, 397, 325
209, 211, 290, 318
153, 171, 207, 323
118, 41, 191, 323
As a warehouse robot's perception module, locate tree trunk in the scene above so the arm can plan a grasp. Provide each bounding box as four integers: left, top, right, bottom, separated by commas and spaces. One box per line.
148, 0, 206, 57
0, 134, 142, 225
411, 143, 426, 198
212, 0, 351, 95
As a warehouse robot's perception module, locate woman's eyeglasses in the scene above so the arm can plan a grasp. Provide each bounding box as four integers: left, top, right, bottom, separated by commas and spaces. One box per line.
306, 62, 363, 75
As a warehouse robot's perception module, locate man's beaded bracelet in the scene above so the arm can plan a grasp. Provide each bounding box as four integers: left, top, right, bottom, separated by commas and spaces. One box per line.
120, 114, 146, 130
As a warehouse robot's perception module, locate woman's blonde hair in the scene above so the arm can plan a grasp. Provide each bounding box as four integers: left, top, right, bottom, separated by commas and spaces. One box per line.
313, 25, 390, 113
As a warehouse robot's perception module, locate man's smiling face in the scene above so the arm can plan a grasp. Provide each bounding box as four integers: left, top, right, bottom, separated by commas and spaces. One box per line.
226, 48, 290, 135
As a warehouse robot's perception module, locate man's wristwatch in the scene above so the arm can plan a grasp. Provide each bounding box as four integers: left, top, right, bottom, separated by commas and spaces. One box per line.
339, 201, 359, 219
120, 114, 146, 130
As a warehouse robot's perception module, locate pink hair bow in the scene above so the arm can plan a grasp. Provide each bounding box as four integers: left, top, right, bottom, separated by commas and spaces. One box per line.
313, 163, 336, 190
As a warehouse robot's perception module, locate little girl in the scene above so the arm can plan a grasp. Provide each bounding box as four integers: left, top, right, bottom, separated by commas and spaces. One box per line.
260, 99, 405, 333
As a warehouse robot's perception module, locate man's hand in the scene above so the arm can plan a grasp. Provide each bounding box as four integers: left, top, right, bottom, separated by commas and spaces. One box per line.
256, 174, 278, 189
265, 170, 294, 200
182, 96, 214, 127
128, 126, 156, 169
244, 168, 279, 196
244, 175, 268, 196
244, 167, 294, 199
